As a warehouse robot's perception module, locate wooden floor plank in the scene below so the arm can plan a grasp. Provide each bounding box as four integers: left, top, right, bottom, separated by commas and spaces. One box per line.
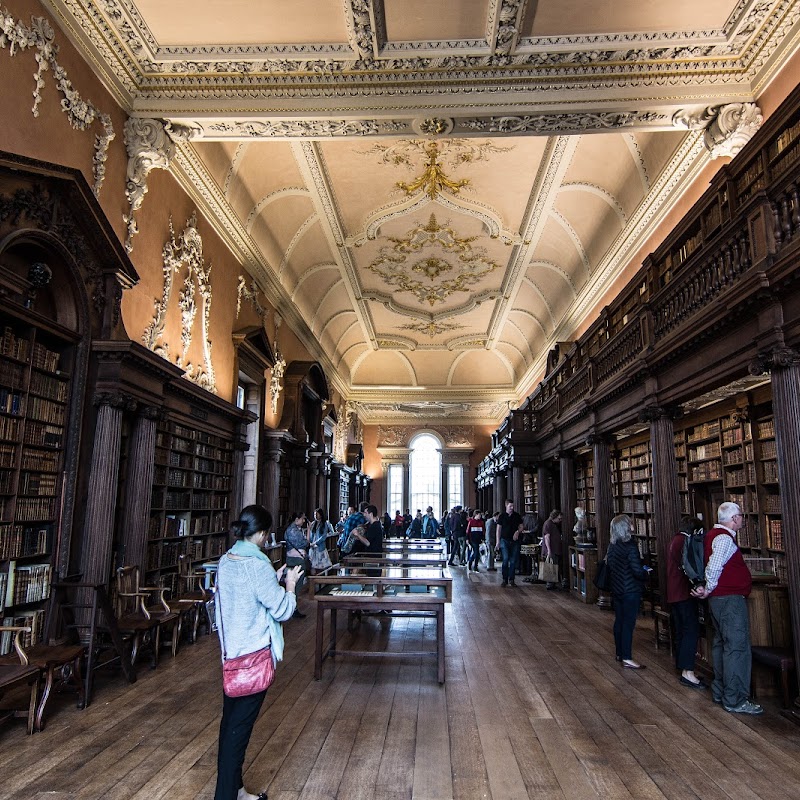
3, 569, 800, 800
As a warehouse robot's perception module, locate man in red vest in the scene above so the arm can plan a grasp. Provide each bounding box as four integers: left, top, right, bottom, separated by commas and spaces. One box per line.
693, 502, 762, 715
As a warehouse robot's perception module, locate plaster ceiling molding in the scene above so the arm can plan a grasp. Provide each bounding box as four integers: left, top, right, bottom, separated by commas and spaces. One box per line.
142, 212, 217, 393
673, 102, 764, 158
246, 187, 310, 234
559, 182, 628, 226
460, 111, 672, 136
201, 119, 401, 139
549, 209, 591, 277
366, 213, 503, 306
400, 319, 467, 338
0, 8, 114, 197
622, 133, 651, 192
375, 336, 416, 350
448, 335, 489, 350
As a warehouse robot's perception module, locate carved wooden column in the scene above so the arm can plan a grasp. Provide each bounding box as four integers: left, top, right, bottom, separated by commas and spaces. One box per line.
262, 435, 282, 525
505, 469, 513, 505
120, 405, 159, 573
512, 465, 524, 510
537, 464, 551, 519
559, 451, 576, 554
318, 455, 330, 517
750, 348, 800, 708
589, 434, 614, 558
307, 453, 321, 513
641, 405, 682, 602
492, 472, 504, 513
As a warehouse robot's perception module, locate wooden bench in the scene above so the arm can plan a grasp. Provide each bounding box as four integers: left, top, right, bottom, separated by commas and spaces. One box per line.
751, 646, 796, 709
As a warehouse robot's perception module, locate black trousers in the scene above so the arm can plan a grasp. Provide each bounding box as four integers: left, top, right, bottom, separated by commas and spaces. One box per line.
215, 688, 268, 800
671, 597, 700, 671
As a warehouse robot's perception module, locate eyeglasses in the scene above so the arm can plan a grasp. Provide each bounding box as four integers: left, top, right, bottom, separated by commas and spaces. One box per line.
732, 513, 743, 520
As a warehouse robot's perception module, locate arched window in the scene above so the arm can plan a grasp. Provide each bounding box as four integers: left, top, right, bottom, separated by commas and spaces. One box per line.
409, 433, 442, 516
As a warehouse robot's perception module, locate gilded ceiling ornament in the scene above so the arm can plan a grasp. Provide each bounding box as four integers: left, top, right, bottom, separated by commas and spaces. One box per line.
142, 213, 217, 393
412, 118, 454, 136
401, 320, 465, 338
0, 8, 114, 197
396, 141, 470, 199
269, 315, 285, 414
368, 214, 501, 306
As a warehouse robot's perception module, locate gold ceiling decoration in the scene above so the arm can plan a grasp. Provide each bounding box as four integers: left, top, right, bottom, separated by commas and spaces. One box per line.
364, 139, 513, 201
400, 320, 465, 338
368, 214, 501, 306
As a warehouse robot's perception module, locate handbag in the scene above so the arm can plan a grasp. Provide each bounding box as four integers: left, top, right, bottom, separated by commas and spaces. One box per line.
593, 557, 612, 592
217, 574, 276, 698
539, 558, 559, 583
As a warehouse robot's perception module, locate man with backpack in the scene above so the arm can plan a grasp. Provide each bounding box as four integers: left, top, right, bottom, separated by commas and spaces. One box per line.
667, 516, 706, 689
693, 502, 763, 715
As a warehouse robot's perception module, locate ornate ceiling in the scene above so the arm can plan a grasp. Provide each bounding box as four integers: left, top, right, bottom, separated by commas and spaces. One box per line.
44, 0, 800, 424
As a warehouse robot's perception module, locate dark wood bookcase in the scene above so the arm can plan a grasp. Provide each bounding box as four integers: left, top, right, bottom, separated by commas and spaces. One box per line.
575, 454, 595, 530
612, 438, 655, 563
522, 470, 537, 515
0, 311, 77, 654
146, 417, 234, 588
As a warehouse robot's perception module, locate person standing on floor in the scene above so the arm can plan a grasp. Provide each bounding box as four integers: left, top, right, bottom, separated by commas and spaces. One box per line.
284, 510, 311, 619
667, 516, 706, 689
485, 510, 499, 571
497, 499, 524, 586
692, 502, 762, 715
215, 505, 302, 800
466, 509, 486, 572
541, 509, 563, 590
606, 513, 652, 669
422, 506, 440, 539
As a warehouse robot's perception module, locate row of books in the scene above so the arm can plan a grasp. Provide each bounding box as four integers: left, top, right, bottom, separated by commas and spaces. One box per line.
21, 447, 59, 471
23, 420, 63, 448
147, 534, 223, 570
14, 496, 57, 521
5, 562, 51, 606
0, 360, 25, 389
150, 510, 230, 539
31, 342, 60, 373
0, 389, 23, 416
767, 518, 783, 550
0, 442, 15, 467
26, 396, 66, 426
0, 609, 44, 653
19, 472, 57, 496
0, 415, 22, 441
29, 370, 68, 402
0, 523, 50, 559
0, 470, 12, 493
0, 327, 30, 362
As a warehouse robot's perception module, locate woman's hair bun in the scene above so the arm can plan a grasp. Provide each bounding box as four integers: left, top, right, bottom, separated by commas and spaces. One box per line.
232, 505, 273, 539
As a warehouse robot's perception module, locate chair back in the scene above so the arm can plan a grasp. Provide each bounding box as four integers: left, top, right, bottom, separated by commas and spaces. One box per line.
115, 565, 149, 619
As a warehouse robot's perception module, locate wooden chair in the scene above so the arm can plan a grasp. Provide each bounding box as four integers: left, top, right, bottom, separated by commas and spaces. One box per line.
115, 566, 180, 667
167, 555, 211, 643
0, 626, 40, 735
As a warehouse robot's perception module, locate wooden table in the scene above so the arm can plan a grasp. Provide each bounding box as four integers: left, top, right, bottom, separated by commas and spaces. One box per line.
310, 567, 452, 684
343, 553, 448, 568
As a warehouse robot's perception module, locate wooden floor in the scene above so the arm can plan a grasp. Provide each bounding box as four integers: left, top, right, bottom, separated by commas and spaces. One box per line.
3, 568, 800, 800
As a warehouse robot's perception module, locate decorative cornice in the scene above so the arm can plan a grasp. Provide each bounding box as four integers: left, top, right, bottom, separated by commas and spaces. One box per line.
674, 102, 764, 158
749, 347, 800, 375
93, 391, 137, 411
638, 405, 684, 423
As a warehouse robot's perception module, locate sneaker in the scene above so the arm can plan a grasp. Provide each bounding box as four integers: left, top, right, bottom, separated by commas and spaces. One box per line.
712, 697, 723, 705
509, 581, 517, 587
501, 580, 508, 587
723, 700, 764, 715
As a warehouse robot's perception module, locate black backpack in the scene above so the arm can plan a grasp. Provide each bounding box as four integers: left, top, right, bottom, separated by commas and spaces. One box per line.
681, 527, 706, 587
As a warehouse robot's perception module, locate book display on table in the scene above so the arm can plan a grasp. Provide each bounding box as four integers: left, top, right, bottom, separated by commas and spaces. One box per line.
0, 316, 75, 655
146, 419, 233, 588
568, 545, 598, 604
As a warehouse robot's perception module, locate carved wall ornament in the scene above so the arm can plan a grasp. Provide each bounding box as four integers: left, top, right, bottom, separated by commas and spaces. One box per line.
201, 119, 402, 138
333, 401, 356, 462
461, 111, 669, 134
142, 213, 217, 393
236, 274, 269, 321
0, 8, 114, 197
123, 117, 177, 252
412, 118, 454, 136
440, 425, 474, 446
368, 214, 502, 306
268, 351, 286, 415
749, 347, 800, 375
378, 426, 408, 447
673, 103, 763, 159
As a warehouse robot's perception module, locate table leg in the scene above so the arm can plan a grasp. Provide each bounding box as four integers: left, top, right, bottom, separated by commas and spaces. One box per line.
314, 603, 325, 680
329, 608, 337, 658
437, 607, 445, 684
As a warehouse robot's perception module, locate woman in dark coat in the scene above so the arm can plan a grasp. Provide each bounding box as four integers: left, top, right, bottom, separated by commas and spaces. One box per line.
606, 513, 652, 669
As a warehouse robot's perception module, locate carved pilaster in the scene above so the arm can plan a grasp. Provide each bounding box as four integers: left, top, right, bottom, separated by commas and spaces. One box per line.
588, 434, 614, 558
536, 464, 551, 519
749, 347, 800, 707
261, 437, 283, 526
640, 406, 683, 601
120, 409, 159, 573
492, 472, 505, 514
307, 453, 321, 513
511, 465, 524, 512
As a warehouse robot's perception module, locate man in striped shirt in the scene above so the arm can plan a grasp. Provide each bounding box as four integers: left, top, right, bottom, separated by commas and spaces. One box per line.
693, 502, 762, 715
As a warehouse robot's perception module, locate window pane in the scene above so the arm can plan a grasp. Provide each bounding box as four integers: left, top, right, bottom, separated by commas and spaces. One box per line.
410, 434, 441, 517
448, 465, 463, 510
387, 464, 403, 516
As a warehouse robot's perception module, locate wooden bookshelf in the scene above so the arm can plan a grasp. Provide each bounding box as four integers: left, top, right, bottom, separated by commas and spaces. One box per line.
523, 471, 537, 515
612, 439, 654, 563
575, 454, 594, 530
568, 546, 598, 604
0, 317, 76, 654
146, 418, 233, 585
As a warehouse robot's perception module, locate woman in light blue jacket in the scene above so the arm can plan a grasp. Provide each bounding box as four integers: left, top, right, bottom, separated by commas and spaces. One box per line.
215, 505, 302, 800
